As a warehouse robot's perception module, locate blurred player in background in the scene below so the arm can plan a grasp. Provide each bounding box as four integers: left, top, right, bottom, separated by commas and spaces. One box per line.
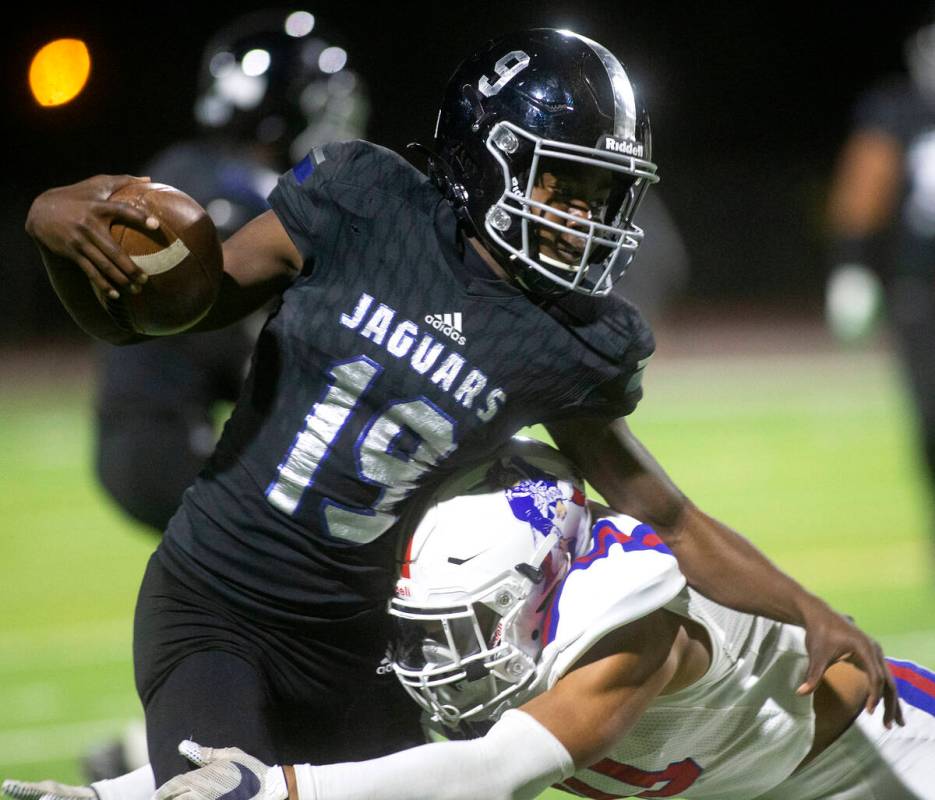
825, 10, 935, 561
84, 6, 369, 779
95, 7, 369, 534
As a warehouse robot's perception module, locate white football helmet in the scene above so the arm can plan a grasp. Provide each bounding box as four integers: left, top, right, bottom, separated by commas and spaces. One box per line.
389, 438, 590, 728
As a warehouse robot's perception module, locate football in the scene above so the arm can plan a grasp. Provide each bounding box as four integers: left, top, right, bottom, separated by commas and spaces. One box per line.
100, 182, 223, 335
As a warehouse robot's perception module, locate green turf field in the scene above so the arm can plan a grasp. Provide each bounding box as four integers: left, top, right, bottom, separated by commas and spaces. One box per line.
1, 341, 933, 797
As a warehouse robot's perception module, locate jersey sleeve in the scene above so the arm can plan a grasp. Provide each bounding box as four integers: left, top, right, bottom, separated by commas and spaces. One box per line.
580, 300, 656, 418
538, 514, 686, 688
266, 139, 367, 267
268, 139, 430, 274
541, 291, 656, 421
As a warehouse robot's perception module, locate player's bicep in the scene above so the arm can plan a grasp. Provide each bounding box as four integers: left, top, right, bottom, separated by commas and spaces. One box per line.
520, 610, 679, 768
190, 210, 302, 331
222, 209, 302, 287
547, 415, 685, 530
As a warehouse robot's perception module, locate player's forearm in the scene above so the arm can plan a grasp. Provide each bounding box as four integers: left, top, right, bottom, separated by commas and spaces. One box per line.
34, 240, 147, 345
185, 269, 285, 332
594, 465, 826, 625
288, 710, 573, 800
664, 503, 829, 625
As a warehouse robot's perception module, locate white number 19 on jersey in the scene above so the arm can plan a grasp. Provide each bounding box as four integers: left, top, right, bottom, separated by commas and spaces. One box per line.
266, 356, 456, 544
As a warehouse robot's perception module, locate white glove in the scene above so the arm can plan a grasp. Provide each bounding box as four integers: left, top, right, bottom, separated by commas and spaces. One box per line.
2, 780, 98, 800
154, 741, 288, 800
825, 263, 883, 343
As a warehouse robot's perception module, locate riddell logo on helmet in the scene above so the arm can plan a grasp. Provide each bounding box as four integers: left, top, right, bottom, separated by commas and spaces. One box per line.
602, 136, 644, 157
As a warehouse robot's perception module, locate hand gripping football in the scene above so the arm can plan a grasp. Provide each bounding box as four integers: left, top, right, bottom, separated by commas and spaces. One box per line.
102, 182, 223, 335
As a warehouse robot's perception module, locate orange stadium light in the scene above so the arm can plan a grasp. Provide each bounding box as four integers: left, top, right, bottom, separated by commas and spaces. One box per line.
29, 38, 91, 107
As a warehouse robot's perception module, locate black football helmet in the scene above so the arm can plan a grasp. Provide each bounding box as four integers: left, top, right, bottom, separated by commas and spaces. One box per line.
431, 28, 659, 297
194, 8, 369, 165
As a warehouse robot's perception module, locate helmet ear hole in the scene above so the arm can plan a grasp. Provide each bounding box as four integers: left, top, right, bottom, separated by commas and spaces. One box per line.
409, 142, 476, 233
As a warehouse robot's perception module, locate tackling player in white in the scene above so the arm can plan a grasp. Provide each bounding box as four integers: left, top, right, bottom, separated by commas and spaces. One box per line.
7, 439, 934, 800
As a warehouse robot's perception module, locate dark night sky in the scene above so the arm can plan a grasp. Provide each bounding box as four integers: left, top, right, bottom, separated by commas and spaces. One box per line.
4, 1, 931, 338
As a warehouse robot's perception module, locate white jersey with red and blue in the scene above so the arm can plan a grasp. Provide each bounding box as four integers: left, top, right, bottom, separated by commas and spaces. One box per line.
535, 512, 815, 799
529, 513, 935, 799
754, 658, 935, 799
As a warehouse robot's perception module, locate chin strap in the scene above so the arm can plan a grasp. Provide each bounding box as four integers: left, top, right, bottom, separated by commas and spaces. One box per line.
462, 83, 492, 132
406, 141, 476, 233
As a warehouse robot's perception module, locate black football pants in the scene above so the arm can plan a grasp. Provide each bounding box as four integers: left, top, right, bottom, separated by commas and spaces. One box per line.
133, 553, 425, 785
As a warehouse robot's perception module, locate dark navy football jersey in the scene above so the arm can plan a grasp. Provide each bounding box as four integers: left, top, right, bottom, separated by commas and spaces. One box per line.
158, 140, 654, 624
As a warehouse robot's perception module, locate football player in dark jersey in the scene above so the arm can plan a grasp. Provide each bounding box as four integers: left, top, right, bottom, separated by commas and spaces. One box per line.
825, 12, 935, 562
25, 28, 901, 783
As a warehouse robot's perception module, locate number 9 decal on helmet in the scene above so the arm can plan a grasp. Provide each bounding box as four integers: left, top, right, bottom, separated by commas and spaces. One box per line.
428, 28, 660, 297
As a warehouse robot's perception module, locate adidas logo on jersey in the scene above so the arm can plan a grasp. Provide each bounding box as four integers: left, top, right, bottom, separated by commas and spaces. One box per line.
375, 655, 395, 675
425, 313, 467, 346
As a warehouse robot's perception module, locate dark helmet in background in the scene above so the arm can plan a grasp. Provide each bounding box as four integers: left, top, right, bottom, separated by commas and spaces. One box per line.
431, 28, 659, 297
194, 8, 369, 165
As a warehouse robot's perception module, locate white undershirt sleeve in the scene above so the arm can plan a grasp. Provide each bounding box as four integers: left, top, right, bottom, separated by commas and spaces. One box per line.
90, 765, 156, 800
291, 709, 574, 800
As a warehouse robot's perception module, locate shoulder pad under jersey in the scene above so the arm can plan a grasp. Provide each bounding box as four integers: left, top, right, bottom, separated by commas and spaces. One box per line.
270, 139, 437, 263
537, 514, 686, 688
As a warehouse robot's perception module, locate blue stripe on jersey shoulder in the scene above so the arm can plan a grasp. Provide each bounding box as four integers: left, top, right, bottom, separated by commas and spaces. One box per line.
887, 658, 935, 717
292, 155, 315, 184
